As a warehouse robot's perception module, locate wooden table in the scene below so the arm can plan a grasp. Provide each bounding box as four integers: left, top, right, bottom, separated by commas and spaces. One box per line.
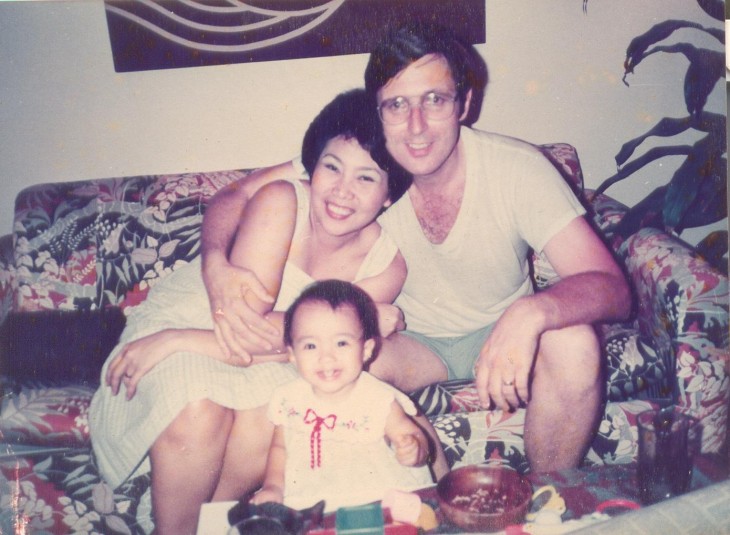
198, 455, 728, 534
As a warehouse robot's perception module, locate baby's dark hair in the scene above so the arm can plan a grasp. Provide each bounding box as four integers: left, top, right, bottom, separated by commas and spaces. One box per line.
301, 88, 411, 203
284, 280, 382, 359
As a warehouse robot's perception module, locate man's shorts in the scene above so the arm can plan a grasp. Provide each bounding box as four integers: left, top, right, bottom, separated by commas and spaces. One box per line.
401, 323, 496, 380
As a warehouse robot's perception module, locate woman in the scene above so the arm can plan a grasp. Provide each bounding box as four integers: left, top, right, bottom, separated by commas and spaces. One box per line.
89, 89, 414, 534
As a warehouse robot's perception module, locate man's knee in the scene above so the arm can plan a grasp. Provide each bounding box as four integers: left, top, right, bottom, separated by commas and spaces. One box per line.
536, 324, 601, 388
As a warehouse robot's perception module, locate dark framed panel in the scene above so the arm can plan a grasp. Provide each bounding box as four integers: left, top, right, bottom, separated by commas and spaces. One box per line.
104, 0, 486, 73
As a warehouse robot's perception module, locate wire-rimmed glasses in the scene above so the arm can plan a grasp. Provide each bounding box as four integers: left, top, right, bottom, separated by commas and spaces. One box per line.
378, 91, 458, 125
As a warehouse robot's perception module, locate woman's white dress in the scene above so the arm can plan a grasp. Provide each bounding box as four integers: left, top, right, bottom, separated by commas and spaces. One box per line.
88, 179, 399, 488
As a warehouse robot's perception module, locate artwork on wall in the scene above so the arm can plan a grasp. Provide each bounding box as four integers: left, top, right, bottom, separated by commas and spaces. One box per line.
104, 0, 486, 73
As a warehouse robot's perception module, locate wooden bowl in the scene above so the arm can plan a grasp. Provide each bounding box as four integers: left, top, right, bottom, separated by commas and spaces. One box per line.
437, 465, 532, 532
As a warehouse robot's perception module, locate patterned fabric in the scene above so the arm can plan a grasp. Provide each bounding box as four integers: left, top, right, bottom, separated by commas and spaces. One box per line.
1, 145, 727, 534
12, 170, 250, 314
0, 450, 151, 535
0, 381, 95, 448
619, 227, 730, 454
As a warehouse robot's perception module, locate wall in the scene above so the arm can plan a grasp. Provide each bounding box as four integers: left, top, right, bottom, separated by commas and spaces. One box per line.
0, 0, 725, 243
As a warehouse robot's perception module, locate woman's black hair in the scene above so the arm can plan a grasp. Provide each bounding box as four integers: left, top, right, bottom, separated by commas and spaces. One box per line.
364, 22, 487, 125
283, 280, 382, 360
301, 88, 411, 203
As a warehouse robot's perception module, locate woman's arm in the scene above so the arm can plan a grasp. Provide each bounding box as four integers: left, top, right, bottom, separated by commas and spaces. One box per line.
251, 425, 287, 505
202, 162, 299, 353
384, 400, 430, 468
105, 328, 289, 399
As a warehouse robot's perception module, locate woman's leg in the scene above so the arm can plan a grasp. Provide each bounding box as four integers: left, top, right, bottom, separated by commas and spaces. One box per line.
149, 398, 233, 535
212, 404, 274, 501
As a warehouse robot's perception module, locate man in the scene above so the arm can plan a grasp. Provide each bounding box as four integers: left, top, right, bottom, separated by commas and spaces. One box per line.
201, 22, 631, 472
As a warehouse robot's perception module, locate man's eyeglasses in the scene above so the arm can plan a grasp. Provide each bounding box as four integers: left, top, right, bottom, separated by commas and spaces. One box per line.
377, 92, 458, 125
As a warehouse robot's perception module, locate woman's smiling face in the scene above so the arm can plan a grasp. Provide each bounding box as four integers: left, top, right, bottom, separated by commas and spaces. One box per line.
310, 136, 391, 238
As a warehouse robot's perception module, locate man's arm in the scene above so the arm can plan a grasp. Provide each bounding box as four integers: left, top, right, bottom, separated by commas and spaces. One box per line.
476, 216, 631, 408
201, 161, 298, 355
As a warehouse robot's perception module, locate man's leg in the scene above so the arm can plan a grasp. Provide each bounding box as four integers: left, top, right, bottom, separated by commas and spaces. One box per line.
369, 333, 450, 479
524, 324, 603, 473
368, 332, 448, 392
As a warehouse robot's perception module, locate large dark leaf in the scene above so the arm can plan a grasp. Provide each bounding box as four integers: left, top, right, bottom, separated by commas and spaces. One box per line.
696, 0, 725, 21
596, 145, 693, 196
673, 156, 727, 231
683, 48, 725, 117
637, 44, 724, 117
613, 187, 667, 239
663, 137, 726, 231
624, 20, 708, 80
614, 112, 725, 166
615, 117, 693, 166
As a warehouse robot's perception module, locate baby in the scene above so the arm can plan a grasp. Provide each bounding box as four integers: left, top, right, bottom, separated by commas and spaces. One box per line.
252, 279, 435, 512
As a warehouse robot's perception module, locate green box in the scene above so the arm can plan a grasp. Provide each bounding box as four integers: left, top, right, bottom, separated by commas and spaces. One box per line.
334, 503, 385, 534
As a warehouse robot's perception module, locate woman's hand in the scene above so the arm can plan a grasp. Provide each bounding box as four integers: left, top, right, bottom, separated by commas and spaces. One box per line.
376, 303, 405, 338
203, 259, 281, 360
106, 330, 181, 400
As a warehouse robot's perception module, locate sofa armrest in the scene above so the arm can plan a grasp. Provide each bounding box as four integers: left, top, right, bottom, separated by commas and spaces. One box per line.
618, 227, 729, 453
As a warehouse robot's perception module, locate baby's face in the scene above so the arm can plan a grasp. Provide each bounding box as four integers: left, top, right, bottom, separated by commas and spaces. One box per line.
288, 301, 374, 401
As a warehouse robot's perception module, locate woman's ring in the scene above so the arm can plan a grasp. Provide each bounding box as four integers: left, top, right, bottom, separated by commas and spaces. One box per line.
214, 307, 225, 316
503, 380, 514, 387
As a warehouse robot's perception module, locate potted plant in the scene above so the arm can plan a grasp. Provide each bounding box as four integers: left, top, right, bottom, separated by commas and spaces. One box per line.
585, 0, 727, 273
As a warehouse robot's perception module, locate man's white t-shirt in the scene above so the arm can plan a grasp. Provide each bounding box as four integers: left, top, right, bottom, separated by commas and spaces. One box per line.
377, 127, 585, 337
292, 126, 585, 338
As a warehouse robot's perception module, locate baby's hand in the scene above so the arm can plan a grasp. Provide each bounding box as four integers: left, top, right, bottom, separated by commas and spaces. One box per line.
250, 486, 284, 505
392, 433, 427, 467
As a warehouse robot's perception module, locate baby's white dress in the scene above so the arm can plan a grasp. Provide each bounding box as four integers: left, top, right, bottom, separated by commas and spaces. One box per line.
268, 372, 434, 512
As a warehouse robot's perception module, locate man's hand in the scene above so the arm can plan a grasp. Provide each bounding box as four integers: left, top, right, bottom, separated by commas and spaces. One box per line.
475, 298, 541, 411
203, 258, 280, 360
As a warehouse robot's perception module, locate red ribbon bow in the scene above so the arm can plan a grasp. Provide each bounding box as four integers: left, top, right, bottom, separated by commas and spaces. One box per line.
304, 408, 337, 469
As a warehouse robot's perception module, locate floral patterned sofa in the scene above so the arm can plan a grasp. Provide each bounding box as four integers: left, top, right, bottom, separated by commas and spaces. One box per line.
1, 144, 727, 534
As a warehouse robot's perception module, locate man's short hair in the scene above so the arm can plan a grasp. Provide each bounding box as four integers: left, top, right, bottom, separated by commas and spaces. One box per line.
301, 88, 411, 203
364, 22, 487, 122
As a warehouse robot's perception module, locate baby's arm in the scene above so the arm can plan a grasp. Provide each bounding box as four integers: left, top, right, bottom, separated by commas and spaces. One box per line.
384, 400, 431, 468
251, 425, 287, 505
